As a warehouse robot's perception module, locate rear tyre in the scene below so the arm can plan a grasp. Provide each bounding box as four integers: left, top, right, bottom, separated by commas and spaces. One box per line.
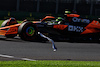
18, 22, 38, 41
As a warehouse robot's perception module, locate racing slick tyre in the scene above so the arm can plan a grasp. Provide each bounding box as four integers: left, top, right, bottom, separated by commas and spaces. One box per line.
18, 22, 38, 41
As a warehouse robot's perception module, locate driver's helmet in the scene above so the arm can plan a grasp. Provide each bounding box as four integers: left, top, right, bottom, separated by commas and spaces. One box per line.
56, 17, 64, 22
65, 11, 71, 14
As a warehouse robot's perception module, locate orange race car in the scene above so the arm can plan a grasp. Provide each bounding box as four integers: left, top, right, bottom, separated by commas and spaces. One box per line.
1, 14, 100, 42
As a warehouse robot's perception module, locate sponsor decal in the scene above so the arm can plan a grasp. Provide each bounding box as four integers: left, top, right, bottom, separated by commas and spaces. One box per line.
72, 17, 90, 23
68, 25, 84, 32
53, 25, 68, 30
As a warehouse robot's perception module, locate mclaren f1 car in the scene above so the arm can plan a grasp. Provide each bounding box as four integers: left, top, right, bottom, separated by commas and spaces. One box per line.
1, 13, 100, 43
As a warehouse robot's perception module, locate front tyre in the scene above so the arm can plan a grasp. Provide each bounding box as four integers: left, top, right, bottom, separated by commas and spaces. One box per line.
18, 22, 38, 41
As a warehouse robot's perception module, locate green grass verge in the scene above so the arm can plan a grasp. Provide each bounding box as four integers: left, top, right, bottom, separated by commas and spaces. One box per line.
0, 60, 100, 67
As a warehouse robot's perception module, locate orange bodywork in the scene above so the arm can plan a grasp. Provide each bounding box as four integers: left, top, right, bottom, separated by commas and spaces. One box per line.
81, 20, 100, 34
41, 16, 55, 22
66, 14, 80, 17
0, 24, 21, 36
53, 25, 68, 30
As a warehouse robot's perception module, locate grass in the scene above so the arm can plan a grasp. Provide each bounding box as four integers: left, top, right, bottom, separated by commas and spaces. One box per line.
0, 60, 100, 67
0, 20, 4, 26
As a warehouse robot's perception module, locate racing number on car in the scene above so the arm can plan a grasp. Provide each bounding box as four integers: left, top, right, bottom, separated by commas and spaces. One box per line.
68, 25, 84, 32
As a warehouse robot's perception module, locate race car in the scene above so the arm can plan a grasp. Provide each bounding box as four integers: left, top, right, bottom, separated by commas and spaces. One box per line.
33, 14, 100, 41
1, 13, 100, 42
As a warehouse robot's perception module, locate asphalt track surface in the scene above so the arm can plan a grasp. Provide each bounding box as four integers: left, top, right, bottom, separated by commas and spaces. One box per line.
0, 36, 100, 61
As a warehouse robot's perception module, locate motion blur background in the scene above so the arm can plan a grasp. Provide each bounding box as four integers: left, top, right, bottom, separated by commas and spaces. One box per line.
0, 0, 100, 20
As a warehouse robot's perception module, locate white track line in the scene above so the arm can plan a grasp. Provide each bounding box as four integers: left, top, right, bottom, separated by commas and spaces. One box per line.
0, 54, 36, 61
